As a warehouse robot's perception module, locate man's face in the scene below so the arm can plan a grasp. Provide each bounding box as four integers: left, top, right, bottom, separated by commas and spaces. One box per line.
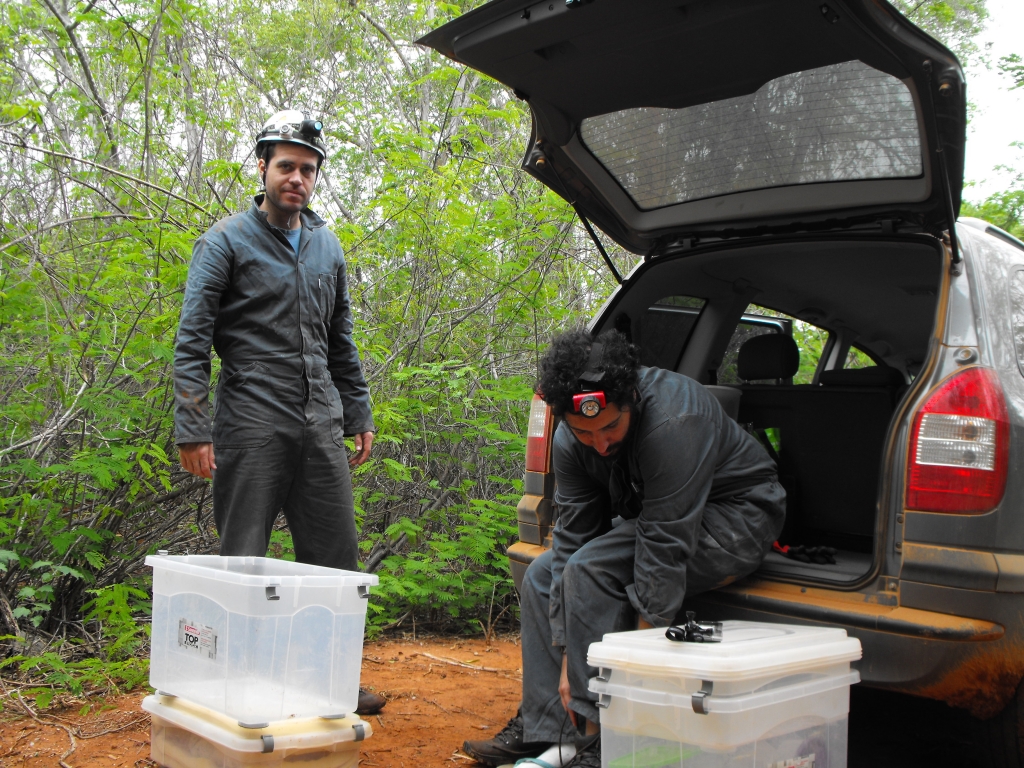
564, 402, 632, 457
258, 143, 320, 216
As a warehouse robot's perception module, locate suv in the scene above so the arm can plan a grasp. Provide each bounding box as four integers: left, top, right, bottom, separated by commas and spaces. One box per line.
420, 0, 1024, 758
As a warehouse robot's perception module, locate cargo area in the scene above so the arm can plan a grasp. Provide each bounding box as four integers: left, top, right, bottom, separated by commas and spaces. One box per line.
593, 237, 947, 585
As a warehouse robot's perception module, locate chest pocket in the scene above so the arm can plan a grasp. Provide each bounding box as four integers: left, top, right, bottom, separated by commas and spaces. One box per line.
318, 273, 337, 324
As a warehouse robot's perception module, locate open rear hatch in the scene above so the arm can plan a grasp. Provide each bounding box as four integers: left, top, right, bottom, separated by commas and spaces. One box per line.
418, 0, 965, 254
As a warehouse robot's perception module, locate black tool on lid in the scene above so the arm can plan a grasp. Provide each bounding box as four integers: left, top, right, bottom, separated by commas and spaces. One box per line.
665, 612, 723, 643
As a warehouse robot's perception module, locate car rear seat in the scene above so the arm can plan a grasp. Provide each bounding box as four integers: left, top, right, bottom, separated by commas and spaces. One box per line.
705, 385, 741, 421
733, 335, 900, 549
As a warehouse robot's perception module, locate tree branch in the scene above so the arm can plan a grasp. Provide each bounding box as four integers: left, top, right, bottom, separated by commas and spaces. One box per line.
351, 3, 414, 81
67, 0, 101, 31
38, 0, 119, 163
0, 137, 212, 216
0, 213, 152, 254
317, 168, 356, 223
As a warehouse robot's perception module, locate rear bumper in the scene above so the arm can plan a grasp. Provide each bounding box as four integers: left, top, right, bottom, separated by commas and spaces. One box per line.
700, 579, 1003, 641
507, 533, 1024, 719
690, 578, 1024, 719
508, 540, 547, 591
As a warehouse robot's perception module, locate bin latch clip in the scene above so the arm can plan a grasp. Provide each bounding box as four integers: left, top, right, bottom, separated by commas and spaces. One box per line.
266, 586, 280, 601
691, 680, 713, 715
353, 723, 366, 741
596, 693, 612, 709
261, 735, 274, 753
358, 585, 370, 599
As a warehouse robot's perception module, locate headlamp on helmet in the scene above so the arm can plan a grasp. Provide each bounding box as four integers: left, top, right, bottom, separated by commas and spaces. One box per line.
256, 109, 327, 162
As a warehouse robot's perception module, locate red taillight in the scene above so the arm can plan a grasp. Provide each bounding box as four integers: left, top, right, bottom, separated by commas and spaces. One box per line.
525, 395, 553, 472
906, 367, 1010, 514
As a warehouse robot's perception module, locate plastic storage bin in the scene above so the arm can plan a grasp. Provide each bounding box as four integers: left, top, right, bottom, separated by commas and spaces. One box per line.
143, 693, 371, 768
147, 555, 377, 723
588, 621, 861, 768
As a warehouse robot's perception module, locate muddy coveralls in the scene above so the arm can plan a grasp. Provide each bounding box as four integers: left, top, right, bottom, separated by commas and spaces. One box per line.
520, 367, 786, 740
173, 196, 374, 569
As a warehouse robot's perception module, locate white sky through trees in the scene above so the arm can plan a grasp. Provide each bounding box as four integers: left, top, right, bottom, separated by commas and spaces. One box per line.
963, 0, 1024, 201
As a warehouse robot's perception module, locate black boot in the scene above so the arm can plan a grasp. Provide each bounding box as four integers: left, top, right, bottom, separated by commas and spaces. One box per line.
355, 688, 387, 715
463, 707, 553, 766
564, 731, 601, 768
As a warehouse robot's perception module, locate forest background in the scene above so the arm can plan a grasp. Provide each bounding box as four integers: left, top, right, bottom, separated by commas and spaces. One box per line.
0, 0, 1019, 707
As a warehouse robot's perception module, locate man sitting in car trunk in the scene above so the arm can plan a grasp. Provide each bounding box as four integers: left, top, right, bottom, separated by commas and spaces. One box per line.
463, 329, 786, 768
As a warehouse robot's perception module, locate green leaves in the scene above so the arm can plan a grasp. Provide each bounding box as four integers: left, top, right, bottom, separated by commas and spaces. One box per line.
963, 161, 1024, 238
1000, 54, 1024, 90
82, 583, 152, 661
890, 0, 989, 66
0, 550, 17, 573
367, 493, 519, 635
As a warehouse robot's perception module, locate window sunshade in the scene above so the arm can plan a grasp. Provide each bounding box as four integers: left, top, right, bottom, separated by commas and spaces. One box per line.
580, 60, 923, 210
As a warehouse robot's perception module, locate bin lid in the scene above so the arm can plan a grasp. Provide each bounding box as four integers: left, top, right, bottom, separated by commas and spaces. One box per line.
142, 695, 371, 753
590, 670, 860, 714
588, 621, 861, 681
145, 554, 379, 588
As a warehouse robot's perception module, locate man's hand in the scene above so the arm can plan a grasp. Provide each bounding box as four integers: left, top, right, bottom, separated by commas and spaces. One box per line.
559, 652, 578, 728
179, 442, 216, 479
350, 431, 374, 467
638, 617, 653, 630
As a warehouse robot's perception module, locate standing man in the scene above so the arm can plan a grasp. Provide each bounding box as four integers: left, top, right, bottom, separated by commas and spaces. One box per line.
173, 109, 384, 714
463, 329, 786, 767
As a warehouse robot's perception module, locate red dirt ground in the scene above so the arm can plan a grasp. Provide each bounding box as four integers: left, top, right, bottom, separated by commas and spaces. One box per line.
0, 636, 523, 767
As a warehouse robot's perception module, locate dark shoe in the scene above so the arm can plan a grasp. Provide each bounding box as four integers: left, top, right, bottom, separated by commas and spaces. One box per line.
463, 708, 553, 766
564, 732, 601, 768
355, 688, 386, 715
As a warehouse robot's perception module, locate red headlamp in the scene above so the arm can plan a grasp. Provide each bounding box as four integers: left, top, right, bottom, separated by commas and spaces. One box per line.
572, 391, 607, 418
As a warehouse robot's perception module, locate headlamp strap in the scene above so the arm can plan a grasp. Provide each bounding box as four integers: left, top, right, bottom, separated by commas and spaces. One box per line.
573, 341, 607, 417
578, 342, 605, 388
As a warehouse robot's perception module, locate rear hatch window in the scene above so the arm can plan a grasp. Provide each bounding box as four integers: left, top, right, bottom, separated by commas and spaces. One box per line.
419, 0, 966, 250
581, 60, 922, 210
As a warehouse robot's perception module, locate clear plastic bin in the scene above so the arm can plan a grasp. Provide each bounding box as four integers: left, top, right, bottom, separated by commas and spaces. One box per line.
600, 715, 848, 768
588, 622, 861, 768
143, 694, 371, 768
147, 555, 377, 723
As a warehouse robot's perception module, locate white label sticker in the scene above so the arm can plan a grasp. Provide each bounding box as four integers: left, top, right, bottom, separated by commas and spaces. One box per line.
768, 755, 815, 768
177, 618, 217, 660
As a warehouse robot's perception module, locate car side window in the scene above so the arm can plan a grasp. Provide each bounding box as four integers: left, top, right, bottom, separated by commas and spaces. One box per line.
638, 295, 706, 370
717, 319, 784, 385
1009, 268, 1024, 378
717, 305, 829, 385
844, 346, 876, 369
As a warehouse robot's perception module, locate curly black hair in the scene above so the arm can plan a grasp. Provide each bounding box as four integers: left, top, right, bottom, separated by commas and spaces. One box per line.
536, 328, 640, 417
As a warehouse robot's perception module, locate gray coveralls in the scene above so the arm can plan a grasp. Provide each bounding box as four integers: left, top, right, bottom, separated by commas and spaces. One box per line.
173, 197, 374, 569
521, 367, 786, 740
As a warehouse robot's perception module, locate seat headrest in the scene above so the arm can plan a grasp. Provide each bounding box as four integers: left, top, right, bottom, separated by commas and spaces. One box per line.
737, 334, 800, 381
704, 385, 741, 421
819, 366, 904, 387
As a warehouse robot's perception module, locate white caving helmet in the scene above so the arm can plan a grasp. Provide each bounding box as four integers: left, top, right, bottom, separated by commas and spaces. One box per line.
255, 109, 327, 164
